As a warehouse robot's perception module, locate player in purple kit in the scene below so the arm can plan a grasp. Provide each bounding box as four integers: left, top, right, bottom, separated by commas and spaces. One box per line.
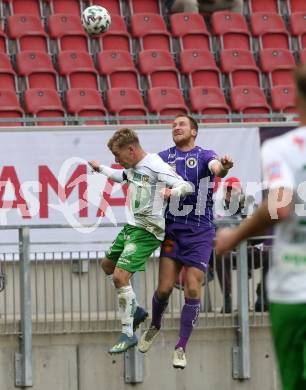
138, 115, 234, 368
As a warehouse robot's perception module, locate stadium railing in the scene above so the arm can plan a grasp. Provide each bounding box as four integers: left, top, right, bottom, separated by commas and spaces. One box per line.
0, 223, 272, 336
0, 112, 299, 125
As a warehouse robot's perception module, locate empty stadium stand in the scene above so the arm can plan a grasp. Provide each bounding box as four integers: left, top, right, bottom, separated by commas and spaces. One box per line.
24, 87, 65, 125
0, 0, 304, 125
106, 87, 148, 124
66, 87, 107, 124
97, 49, 139, 89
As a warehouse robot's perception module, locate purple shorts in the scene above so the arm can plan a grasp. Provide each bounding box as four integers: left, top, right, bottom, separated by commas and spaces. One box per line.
160, 222, 215, 272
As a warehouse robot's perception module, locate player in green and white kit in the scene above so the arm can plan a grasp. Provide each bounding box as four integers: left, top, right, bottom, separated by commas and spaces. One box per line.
89, 128, 192, 354
216, 64, 306, 390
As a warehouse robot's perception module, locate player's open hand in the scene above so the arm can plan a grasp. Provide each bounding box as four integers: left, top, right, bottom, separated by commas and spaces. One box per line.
215, 227, 237, 256
220, 155, 234, 170
88, 160, 101, 173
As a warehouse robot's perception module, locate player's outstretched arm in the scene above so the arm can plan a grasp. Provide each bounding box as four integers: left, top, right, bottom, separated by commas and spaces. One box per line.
211, 155, 234, 178
88, 160, 124, 183
215, 187, 293, 256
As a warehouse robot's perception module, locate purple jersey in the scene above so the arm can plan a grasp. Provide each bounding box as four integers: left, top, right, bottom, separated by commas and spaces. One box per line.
159, 146, 218, 228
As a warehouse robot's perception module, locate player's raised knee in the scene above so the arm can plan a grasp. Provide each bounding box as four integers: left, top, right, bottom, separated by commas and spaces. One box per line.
100, 257, 115, 275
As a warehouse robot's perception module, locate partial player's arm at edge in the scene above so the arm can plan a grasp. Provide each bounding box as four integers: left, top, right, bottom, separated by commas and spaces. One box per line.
216, 187, 293, 256
88, 160, 124, 183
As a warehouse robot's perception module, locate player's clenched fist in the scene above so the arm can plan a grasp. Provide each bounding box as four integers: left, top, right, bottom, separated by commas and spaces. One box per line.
220, 155, 234, 170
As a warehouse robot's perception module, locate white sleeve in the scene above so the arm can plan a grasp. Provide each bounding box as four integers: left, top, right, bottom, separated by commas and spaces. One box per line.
99, 164, 125, 183
261, 140, 294, 190
157, 162, 193, 196
170, 181, 194, 197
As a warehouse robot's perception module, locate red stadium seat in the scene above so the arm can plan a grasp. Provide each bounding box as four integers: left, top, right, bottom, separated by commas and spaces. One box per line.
170, 13, 211, 51
179, 49, 221, 88
66, 88, 107, 124
189, 87, 230, 123
287, 0, 306, 13
57, 50, 99, 90
211, 11, 251, 51
97, 50, 139, 89
24, 88, 65, 126
128, 0, 160, 14
270, 86, 297, 114
106, 87, 148, 124
93, 15, 131, 52
46, 0, 82, 15
7, 15, 49, 53
89, 0, 122, 15
250, 13, 290, 50
138, 49, 180, 89
3, 0, 43, 16
248, 0, 279, 13
16, 51, 58, 90
0, 53, 17, 91
259, 49, 296, 87
290, 13, 306, 50
48, 14, 90, 53
0, 89, 24, 126
0, 27, 7, 53
131, 13, 171, 51
230, 86, 271, 122
147, 87, 188, 123
220, 49, 261, 88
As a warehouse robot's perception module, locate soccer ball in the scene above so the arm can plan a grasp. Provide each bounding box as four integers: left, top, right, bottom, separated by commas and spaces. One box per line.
82, 5, 111, 36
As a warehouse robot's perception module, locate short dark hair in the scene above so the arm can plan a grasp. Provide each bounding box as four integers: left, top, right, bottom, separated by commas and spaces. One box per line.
294, 64, 306, 101
107, 128, 140, 150
175, 114, 198, 134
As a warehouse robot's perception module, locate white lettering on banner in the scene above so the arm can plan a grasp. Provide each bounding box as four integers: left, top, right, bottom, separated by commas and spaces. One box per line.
0, 128, 261, 250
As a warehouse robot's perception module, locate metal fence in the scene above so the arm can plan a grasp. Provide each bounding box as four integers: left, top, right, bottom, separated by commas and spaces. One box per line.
0, 226, 271, 336
0, 113, 299, 126
0, 224, 273, 385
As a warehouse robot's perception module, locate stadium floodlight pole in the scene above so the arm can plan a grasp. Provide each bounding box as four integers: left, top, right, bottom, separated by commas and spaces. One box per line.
15, 227, 32, 387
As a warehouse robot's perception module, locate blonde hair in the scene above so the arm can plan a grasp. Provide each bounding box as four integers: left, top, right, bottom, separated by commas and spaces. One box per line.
107, 128, 140, 150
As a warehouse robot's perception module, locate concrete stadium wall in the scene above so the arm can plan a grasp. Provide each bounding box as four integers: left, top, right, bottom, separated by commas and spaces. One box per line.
0, 326, 280, 390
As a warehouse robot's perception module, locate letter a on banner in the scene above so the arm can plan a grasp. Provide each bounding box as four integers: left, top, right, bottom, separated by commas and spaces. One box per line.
0, 166, 31, 218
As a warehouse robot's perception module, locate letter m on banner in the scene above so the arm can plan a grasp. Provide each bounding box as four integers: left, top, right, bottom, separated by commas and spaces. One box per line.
39, 165, 88, 218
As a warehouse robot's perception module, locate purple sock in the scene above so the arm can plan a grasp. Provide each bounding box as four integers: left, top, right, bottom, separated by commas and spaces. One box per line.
151, 291, 168, 330
175, 297, 200, 351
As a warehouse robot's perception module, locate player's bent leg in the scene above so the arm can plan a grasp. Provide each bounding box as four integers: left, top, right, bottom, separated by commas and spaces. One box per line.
173, 267, 202, 363
108, 268, 138, 354
101, 257, 116, 275
102, 258, 148, 328
139, 257, 182, 353
184, 266, 204, 299
157, 256, 183, 299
